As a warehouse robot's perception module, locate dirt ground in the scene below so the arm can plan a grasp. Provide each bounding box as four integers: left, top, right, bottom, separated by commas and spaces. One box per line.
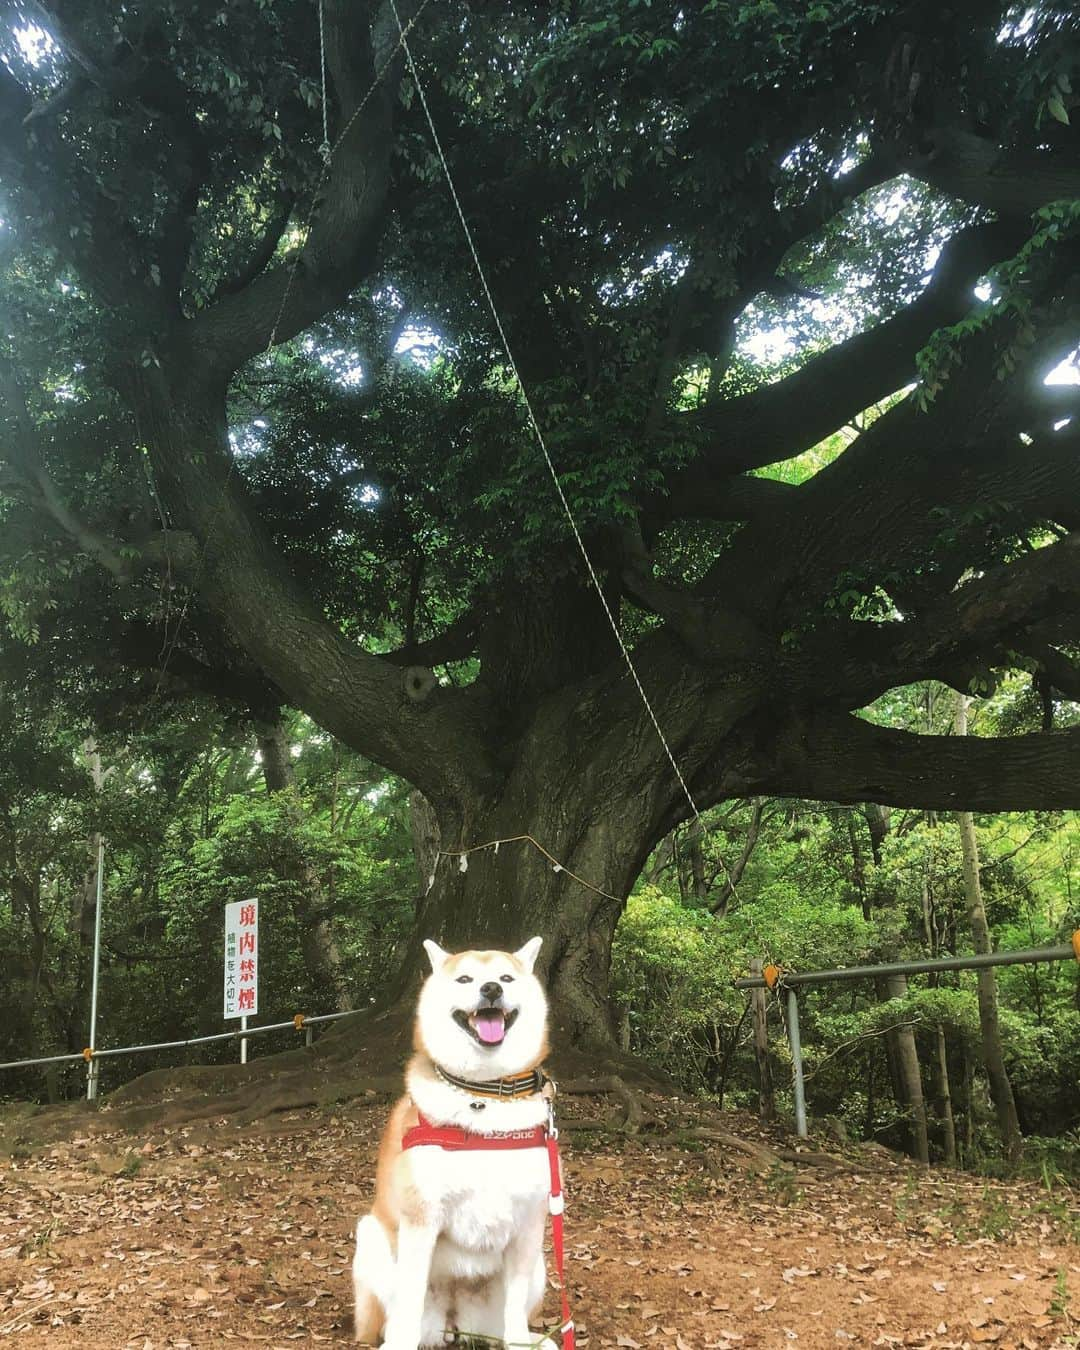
1, 1095, 1078, 1350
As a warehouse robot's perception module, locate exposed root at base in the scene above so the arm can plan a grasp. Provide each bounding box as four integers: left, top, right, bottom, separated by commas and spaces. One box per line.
559, 1074, 660, 1133
553, 1078, 850, 1172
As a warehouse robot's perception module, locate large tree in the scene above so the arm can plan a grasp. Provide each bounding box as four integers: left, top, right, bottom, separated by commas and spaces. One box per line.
1, 0, 1079, 1043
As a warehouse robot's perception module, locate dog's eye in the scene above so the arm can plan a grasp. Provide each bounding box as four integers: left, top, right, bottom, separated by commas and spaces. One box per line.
455, 974, 473, 984
500, 974, 514, 983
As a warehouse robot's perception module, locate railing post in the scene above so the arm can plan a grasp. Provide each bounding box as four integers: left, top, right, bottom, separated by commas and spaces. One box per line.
786, 985, 808, 1139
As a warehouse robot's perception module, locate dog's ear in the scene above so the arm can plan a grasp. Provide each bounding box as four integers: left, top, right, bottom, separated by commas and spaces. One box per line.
515, 936, 543, 973
423, 939, 450, 973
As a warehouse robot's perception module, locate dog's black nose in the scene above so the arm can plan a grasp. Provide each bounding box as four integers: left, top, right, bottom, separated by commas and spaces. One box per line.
480, 981, 503, 1003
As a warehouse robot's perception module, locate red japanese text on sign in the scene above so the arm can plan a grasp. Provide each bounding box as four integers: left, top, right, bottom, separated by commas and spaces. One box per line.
224, 899, 259, 1019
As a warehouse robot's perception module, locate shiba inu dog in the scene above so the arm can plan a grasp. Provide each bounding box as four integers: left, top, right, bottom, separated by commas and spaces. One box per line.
352, 936, 558, 1349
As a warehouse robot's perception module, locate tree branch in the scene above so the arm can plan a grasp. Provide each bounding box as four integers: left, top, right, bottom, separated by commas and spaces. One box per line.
108, 621, 285, 714
699, 374, 1080, 627
905, 127, 1080, 219
30, 6, 210, 299
708, 797, 764, 915
645, 466, 797, 528
129, 363, 500, 806
188, 0, 399, 366
619, 523, 762, 659
0, 359, 127, 577
209, 192, 297, 303
656, 221, 1021, 493
645, 152, 902, 417
794, 534, 1080, 710
1024, 643, 1080, 705
0, 59, 152, 310
746, 712, 1080, 812
380, 607, 482, 668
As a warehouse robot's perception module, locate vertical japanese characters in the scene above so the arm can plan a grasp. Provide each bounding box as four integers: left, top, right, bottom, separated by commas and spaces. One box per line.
224, 899, 260, 1018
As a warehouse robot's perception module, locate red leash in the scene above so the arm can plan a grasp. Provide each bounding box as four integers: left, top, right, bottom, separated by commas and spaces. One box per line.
402, 1103, 575, 1350
545, 1108, 576, 1350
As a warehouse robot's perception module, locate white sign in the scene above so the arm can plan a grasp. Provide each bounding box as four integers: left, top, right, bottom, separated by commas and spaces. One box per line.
224, 898, 259, 1019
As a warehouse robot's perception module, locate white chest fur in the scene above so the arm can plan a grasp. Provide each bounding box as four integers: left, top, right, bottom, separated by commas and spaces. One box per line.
403, 1070, 552, 1277
411, 1143, 550, 1276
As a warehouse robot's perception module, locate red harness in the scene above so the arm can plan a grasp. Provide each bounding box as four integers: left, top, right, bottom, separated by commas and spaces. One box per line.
403, 1111, 575, 1350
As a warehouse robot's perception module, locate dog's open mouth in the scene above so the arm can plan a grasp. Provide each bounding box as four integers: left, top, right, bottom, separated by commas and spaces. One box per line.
453, 1006, 519, 1047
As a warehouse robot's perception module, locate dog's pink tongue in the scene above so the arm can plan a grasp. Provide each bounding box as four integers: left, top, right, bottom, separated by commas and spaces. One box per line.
475, 1009, 506, 1045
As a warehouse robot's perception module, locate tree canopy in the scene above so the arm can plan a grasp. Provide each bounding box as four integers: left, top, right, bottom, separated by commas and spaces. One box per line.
1, 0, 1079, 1037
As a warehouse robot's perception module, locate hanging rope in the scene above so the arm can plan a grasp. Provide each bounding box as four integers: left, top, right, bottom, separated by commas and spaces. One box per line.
317, 0, 332, 163
388, 0, 704, 831
388, 0, 769, 941
268, 0, 435, 349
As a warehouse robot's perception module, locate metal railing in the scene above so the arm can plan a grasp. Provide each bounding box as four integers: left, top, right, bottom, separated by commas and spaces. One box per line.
0, 1009, 354, 1076
734, 941, 1078, 990
734, 936, 1080, 1139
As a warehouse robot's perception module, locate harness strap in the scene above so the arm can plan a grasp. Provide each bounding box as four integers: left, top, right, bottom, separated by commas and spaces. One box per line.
402, 1114, 546, 1151
401, 1111, 575, 1350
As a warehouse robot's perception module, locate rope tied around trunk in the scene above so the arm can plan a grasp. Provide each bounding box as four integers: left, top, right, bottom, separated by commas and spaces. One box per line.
428, 835, 622, 903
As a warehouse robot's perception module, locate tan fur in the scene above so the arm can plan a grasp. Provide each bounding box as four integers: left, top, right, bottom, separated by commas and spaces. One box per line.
411, 949, 549, 1067
354, 942, 552, 1346
353, 1284, 386, 1346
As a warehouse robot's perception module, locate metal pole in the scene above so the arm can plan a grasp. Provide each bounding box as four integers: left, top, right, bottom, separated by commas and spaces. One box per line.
735, 941, 1076, 989
240, 1014, 249, 1065
786, 986, 808, 1139
86, 834, 105, 1102
305, 1025, 313, 1048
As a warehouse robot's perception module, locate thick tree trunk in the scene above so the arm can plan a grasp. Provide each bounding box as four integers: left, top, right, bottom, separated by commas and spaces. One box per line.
857, 803, 929, 1162
407, 747, 670, 1049
881, 972, 930, 1165
932, 1024, 957, 1166
409, 790, 441, 905
749, 958, 775, 1122
256, 718, 353, 1014
954, 695, 1023, 1162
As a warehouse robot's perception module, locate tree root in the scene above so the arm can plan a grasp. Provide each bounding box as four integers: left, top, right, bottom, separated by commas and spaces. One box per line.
683, 1127, 850, 1171
558, 1074, 660, 1134
553, 1078, 849, 1171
